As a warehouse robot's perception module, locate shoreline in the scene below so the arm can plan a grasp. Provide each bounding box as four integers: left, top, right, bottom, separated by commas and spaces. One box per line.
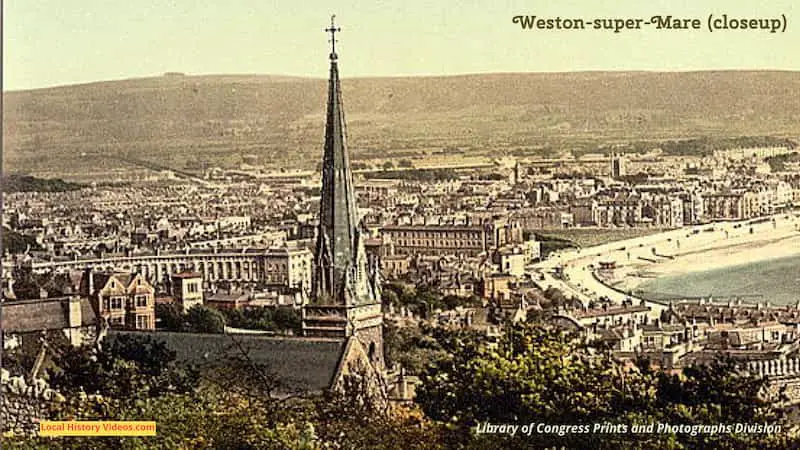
608, 225, 800, 294
533, 213, 800, 312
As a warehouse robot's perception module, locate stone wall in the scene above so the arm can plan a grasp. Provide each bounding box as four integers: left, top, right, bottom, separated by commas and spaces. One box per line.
0, 368, 65, 436
333, 337, 388, 411
760, 375, 800, 407
356, 324, 385, 371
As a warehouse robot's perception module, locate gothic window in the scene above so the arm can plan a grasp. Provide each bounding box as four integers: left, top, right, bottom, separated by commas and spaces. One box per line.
368, 342, 377, 362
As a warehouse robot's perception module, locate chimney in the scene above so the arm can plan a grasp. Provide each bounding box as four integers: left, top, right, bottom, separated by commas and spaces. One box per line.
68, 296, 82, 328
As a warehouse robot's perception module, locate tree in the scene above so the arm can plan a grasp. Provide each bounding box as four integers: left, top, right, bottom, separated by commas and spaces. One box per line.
542, 286, 568, 308
384, 321, 450, 374
155, 303, 185, 331
49, 334, 197, 401
218, 307, 302, 334
382, 289, 399, 307
185, 305, 226, 334
5, 333, 446, 449
416, 323, 796, 449
648, 356, 789, 449
273, 307, 302, 335
2, 227, 44, 254
418, 324, 617, 448
314, 376, 444, 450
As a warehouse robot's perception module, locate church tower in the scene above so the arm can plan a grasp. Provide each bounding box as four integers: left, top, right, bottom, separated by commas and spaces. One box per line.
303, 16, 384, 370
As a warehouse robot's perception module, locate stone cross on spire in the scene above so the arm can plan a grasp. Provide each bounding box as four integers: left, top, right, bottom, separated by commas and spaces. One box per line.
325, 14, 341, 60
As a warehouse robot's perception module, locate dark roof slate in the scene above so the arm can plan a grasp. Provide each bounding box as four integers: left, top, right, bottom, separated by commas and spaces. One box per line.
106, 330, 347, 394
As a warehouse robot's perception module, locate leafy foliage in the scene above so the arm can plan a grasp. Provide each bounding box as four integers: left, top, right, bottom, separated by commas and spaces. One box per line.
364, 168, 459, 182
416, 323, 797, 449
184, 305, 226, 333
2, 174, 85, 193
2, 227, 43, 254
2, 330, 71, 374
155, 303, 185, 332
384, 320, 452, 374
5, 335, 446, 450
766, 151, 800, 172
530, 232, 577, 257
7, 321, 795, 449
48, 333, 198, 400
383, 282, 481, 318
221, 306, 302, 335
157, 303, 228, 334
156, 303, 301, 335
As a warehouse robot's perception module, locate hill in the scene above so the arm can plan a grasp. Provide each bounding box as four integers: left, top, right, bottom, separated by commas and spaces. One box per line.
3, 71, 799, 179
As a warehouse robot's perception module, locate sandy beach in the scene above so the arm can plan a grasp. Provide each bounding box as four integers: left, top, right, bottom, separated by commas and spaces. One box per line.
601, 215, 800, 293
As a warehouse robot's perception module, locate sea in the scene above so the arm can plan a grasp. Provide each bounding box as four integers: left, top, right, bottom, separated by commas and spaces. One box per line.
635, 254, 800, 305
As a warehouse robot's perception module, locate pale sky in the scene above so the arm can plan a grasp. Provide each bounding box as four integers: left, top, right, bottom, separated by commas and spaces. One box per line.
3, 0, 799, 91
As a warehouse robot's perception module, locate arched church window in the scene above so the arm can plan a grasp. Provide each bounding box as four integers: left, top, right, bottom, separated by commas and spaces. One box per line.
368, 342, 377, 362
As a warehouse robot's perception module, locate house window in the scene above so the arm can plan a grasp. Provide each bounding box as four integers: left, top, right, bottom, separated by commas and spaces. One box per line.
110, 297, 124, 310
135, 295, 148, 307
136, 315, 150, 329
188, 283, 199, 294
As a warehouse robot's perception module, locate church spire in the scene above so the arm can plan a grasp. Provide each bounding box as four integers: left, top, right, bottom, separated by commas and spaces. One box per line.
313, 16, 361, 304
304, 18, 384, 371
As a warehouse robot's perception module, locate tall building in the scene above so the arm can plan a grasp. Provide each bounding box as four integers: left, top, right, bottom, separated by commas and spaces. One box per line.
303, 19, 384, 369
171, 271, 203, 312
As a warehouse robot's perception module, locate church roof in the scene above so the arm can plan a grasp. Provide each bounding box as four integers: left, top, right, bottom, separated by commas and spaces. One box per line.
106, 330, 348, 394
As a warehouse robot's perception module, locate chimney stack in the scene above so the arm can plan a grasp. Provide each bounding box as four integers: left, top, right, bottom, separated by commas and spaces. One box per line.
68, 296, 82, 328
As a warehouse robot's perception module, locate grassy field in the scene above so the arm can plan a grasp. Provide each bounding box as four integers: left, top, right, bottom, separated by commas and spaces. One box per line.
534, 228, 673, 248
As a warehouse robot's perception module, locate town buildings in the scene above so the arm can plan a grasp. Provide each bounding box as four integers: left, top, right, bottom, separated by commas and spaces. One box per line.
80, 271, 155, 330
171, 272, 203, 312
